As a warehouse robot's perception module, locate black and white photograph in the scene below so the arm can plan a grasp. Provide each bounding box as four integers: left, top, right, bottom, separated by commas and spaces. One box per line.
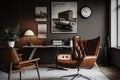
35, 7, 47, 21
51, 2, 77, 33
38, 24, 47, 38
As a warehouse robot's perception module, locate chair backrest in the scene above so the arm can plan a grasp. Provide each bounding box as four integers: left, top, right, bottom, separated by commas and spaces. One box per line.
9, 48, 20, 66
73, 36, 100, 61
0, 47, 20, 68
86, 37, 100, 56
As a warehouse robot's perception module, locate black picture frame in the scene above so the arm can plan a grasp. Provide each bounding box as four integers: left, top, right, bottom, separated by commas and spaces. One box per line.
51, 2, 77, 33
35, 7, 47, 22
38, 24, 47, 39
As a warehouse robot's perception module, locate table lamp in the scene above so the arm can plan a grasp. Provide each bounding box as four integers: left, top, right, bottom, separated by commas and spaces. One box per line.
24, 29, 35, 46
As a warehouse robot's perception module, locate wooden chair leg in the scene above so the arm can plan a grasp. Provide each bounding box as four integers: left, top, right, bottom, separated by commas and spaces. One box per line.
36, 68, 40, 80
20, 72, 22, 80
8, 62, 12, 80
36, 61, 40, 80
8, 73, 10, 80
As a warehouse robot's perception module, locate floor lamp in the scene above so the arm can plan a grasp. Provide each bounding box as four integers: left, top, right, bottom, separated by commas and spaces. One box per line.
24, 29, 35, 46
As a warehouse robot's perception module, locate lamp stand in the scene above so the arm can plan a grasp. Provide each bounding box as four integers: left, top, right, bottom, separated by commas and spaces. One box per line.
28, 36, 33, 46
28, 41, 32, 46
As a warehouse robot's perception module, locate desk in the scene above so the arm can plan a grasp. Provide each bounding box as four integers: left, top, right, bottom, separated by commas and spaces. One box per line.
22, 45, 72, 60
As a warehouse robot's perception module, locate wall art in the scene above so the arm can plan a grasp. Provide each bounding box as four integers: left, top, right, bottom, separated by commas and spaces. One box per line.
38, 24, 47, 38
51, 2, 77, 33
35, 7, 47, 21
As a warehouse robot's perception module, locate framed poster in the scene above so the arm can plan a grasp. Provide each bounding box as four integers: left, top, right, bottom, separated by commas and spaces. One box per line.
35, 7, 47, 21
38, 24, 47, 38
51, 2, 77, 33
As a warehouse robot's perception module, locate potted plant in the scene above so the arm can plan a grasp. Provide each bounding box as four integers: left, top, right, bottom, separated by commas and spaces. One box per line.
1, 25, 20, 47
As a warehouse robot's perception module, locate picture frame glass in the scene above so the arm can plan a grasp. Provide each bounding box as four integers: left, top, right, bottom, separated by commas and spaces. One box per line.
51, 2, 77, 33
38, 24, 47, 38
35, 7, 47, 21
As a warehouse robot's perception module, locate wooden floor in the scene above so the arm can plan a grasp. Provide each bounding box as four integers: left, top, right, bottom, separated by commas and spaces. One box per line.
99, 65, 120, 80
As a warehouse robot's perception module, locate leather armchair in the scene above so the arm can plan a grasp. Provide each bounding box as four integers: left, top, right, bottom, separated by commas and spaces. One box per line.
56, 36, 100, 80
0, 47, 40, 80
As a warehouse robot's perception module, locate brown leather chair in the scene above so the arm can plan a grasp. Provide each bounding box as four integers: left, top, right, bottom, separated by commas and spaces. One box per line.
56, 36, 100, 80
0, 47, 40, 80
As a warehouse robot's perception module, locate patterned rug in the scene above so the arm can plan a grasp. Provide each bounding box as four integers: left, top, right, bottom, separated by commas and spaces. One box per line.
0, 66, 110, 80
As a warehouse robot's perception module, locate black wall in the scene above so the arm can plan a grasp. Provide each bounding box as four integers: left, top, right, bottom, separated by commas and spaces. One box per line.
0, 0, 110, 64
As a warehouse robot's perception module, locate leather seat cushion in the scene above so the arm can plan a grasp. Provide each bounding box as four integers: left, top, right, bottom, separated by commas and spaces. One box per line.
57, 60, 80, 68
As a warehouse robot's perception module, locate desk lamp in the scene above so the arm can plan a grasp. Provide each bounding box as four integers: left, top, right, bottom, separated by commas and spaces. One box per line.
24, 29, 35, 46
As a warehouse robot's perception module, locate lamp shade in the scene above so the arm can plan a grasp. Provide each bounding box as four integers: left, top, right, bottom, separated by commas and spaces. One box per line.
24, 30, 35, 36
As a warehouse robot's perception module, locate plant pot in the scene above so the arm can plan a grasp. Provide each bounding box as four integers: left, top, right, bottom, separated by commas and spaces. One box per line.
8, 41, 15, 47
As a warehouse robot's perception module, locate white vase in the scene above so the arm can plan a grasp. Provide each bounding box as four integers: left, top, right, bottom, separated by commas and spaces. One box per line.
8, 41, 15, 47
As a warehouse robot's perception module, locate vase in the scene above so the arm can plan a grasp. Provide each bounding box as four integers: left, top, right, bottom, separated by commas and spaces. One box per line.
8, 41, 15, 47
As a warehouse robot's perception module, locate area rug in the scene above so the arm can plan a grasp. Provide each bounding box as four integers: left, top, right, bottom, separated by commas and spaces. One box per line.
0, 66, 110, 80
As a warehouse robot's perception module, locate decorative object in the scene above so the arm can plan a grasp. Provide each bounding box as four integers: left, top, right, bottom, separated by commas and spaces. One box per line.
8, 41, 15, 47
24, 29, 35, 46
52, 39, 64, 45
0, 25, 20, 47
51, 2, 77, 33
1, 25, 20, 41
35, 7, 47, 21
81, 6, 92, 18
70, 39, 73, 47
38, 24, 47, 39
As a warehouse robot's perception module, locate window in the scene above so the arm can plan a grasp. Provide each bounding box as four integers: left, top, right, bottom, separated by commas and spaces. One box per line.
117, 0, 120, 46
111, 0, 117, 47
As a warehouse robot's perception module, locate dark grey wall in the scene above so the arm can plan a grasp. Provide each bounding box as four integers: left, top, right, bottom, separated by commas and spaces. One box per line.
77, 0, 109, 64
0, 0, 109, 64
110, 48, 120, 69
47, 0, 109, 64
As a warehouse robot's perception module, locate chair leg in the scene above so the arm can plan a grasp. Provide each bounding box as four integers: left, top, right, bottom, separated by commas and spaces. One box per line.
8, 73, 10, 80
47, 64, 68, 71
94, 62, 100, 71
62, 68, 91, 80
71, 74, 80, 80
36, 61, 40, 80
8, 62, 12, 80
20, 72, 22, 80
36, 67, 40, 80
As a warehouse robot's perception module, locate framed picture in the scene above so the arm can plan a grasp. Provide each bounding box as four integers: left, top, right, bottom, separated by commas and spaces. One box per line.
35, 7, 47, 21
51, 2, 77, 33
38, 24, 47, 38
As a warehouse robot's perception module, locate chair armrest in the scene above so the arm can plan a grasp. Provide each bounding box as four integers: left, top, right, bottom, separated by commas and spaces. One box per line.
19, 58, 40, 65
18, 54, 23, 61
80, 55, 97, 68
18, 54, 23, 57
56, 54, 72, 60
84, 55, 97, 59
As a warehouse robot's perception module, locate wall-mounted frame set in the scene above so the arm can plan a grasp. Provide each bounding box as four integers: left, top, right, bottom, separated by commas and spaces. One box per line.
35, 2, 77, 39
35, 7, 47, 38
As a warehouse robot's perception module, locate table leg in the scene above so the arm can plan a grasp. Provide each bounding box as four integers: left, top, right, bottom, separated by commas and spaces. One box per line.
28, 47, 37, 60
47, 46, 68, 71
